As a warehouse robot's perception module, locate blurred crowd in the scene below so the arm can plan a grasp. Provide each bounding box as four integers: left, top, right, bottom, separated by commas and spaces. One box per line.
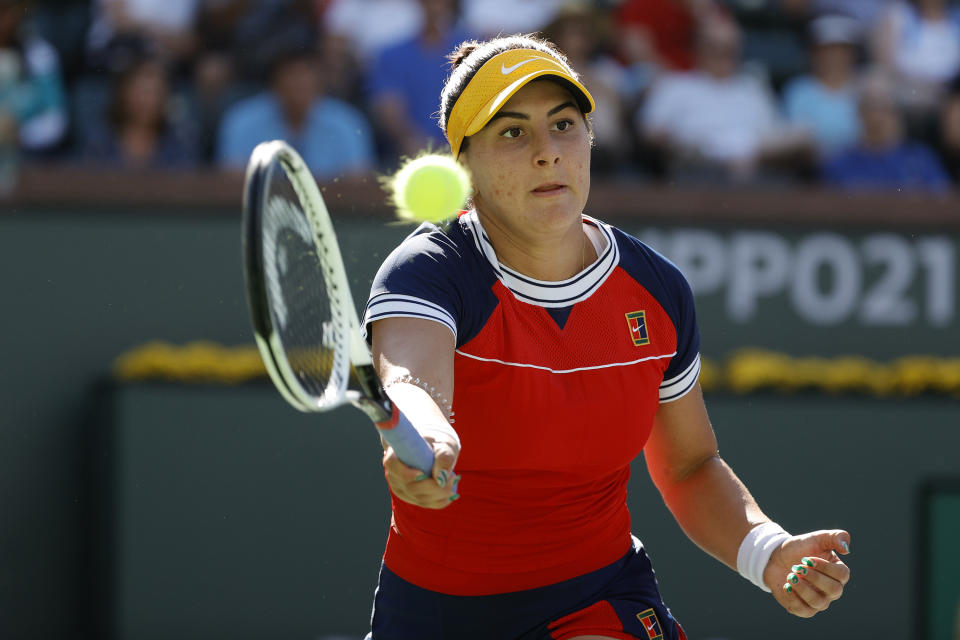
1, 0, 960, 193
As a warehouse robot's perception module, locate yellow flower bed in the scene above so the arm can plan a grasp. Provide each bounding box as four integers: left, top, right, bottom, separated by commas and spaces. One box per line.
113, 341, 266, 384
710, 349, 960, 396
112, 342, 960, 397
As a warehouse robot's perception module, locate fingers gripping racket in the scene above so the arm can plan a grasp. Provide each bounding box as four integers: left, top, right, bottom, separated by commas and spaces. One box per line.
241, 140, 434, 473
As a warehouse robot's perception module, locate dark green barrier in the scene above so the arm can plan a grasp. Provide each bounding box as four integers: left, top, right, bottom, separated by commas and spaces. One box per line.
2, 203, 958, 638
920, 481, 960, 640
97, 383, 959, 640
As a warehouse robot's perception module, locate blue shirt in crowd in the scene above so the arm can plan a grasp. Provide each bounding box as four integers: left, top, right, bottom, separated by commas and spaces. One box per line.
367, 29, 471, 146
81, 119, 199, 168
782, 75, 860, 157
823, 142, 951, 193
216, 93, 375, 177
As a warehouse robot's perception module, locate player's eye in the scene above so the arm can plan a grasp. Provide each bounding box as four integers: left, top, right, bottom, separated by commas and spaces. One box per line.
554, 119, 574, 132
500, 126, 524, 139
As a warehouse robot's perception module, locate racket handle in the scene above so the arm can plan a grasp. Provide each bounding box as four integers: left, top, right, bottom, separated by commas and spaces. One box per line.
376, 407, 435, 473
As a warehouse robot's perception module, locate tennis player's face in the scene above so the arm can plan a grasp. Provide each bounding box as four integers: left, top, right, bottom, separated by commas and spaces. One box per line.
462, 80, 591, 237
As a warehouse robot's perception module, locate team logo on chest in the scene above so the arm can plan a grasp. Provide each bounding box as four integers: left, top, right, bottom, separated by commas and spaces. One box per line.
625, 310, 650, 346
635, 608, 663, 639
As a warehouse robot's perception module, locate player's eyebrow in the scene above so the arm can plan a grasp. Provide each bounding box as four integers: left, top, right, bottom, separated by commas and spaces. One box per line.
488, 101, 577, 124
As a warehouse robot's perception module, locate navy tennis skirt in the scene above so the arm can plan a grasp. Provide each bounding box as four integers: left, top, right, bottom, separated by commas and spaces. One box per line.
366, 537, 686, 640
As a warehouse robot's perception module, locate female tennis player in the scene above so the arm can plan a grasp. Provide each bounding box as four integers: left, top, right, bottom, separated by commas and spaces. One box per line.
362, 34, 851, 640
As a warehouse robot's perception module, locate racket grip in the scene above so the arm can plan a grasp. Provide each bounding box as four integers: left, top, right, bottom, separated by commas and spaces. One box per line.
376, 407, 435, 473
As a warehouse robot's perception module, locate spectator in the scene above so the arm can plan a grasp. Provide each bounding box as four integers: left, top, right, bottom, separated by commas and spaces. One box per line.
366, 0, 470, 162
823, 72, 950, 192
323, 0, 424, 64
224, 0, 365, 108
26, 0, 92, 82
230, 0, 318, 82
461, 0, 561, 39
80, 56, 198, 168
0, 0, 68, 156
936, 77, 960, 184
872, 0, 960, 118
615, 0, 715, 72
799, 0, 892, 31
542, 2, 632, 174
607, 2, 721, 160
639, 14, 812, 183
190, 0, 247, 163
782, 13, 863, 157
216, 46, 375, 178
191, 1, 321, 162
609, 19, 661, 108
86, 0, 200, 73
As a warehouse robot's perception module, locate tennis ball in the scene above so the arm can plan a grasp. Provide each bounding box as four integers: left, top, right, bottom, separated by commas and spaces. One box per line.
391, 154, 471, 223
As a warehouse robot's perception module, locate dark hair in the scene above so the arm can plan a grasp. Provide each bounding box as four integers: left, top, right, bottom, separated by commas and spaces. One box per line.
107, 56, 169, 135
264, 44, 317, 84
438, 34, 591, 153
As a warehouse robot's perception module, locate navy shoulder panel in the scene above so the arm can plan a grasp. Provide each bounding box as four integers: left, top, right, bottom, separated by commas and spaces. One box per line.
363, 219, 499, 348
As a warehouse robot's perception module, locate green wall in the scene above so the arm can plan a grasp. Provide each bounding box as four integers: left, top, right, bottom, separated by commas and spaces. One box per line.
98, 383, 960, 640
923, 484, 960, 640
0, 206, 957, 638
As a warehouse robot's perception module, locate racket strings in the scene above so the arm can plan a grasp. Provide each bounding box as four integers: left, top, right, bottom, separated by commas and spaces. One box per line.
261, 161, 348, 403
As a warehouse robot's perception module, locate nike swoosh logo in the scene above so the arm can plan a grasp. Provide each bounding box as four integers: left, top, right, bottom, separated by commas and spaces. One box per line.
645, 622, 655, 632
501, 58, 539, 75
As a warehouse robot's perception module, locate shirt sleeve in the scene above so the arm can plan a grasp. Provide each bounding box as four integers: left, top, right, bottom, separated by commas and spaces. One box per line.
657, 256, 701, 404
362, 224, 463, 343
611, 228, 703, 404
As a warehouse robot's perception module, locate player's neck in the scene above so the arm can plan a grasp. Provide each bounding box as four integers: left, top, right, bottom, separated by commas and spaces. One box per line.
488, 221, 595, 282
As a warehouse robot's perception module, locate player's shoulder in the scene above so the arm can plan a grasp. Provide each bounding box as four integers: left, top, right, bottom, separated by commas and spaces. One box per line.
375, 214, 482, 283
605, 220, 689, 289
386, 217, 469, 263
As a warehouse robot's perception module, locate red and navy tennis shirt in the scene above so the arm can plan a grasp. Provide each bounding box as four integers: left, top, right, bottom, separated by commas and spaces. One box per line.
363, 211, 701, 596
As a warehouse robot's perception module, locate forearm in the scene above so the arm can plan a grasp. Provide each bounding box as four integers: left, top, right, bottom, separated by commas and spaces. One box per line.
372, 317, 458, 447
382, 379, 457, 444
653, 453, 770, 571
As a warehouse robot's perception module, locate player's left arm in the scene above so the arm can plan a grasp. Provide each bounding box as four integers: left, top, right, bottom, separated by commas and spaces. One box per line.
644, 382, 851, 618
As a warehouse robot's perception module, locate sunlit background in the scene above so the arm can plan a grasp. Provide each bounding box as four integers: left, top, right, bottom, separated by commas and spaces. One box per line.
1, 0, 959, 639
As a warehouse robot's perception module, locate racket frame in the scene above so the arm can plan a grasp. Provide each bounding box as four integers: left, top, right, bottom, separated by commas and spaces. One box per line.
242, 140, 434, 472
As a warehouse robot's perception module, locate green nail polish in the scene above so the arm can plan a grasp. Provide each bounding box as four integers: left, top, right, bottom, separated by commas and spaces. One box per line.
841, 541, 850, 553
449, 494, 460, 502
788, 573, 799, 584
415, 473, 428, 481
784, 583, 793, 593
437, 470, 448, 487
802, 557, 815, 568
792, 565, 807, 575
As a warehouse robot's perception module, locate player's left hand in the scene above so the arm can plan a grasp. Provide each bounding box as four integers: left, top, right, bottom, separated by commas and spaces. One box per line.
763, 529, 851, 618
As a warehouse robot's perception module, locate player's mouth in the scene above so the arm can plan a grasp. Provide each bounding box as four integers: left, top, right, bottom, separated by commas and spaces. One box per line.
531, 182, 567, 195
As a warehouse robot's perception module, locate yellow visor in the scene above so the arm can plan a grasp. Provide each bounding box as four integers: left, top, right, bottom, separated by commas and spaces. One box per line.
446, 48, 595, 157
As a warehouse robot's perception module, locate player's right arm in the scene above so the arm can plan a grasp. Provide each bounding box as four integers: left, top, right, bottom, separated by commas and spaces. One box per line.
371, 316, 460, 509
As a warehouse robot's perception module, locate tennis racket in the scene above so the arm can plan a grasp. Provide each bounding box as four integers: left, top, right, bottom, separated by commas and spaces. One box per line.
241, 139, 434, 473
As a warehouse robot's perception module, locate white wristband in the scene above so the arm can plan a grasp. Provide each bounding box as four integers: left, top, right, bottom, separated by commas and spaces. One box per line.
736, 522, 790, 592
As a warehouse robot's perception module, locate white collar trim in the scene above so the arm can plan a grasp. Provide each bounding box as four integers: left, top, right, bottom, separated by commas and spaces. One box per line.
459, 211, 620, 308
